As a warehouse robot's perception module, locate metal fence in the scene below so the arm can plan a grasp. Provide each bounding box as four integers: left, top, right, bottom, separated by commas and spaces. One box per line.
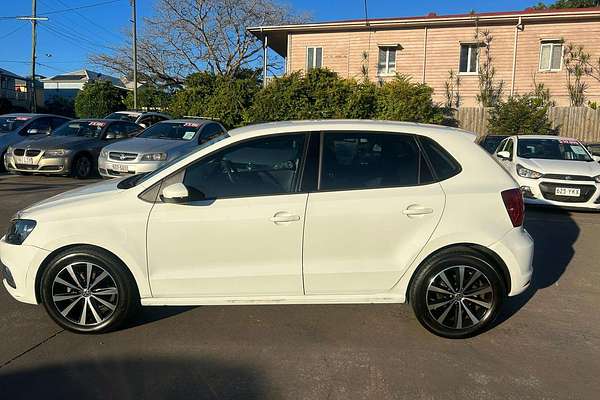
455, 107, 600, 142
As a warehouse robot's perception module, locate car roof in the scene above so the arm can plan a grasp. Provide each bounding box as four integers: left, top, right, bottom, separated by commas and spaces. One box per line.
70, 119, 119, 123
228, 120, 476, 140
513, 135, 580, 141
1, 113, 66, 118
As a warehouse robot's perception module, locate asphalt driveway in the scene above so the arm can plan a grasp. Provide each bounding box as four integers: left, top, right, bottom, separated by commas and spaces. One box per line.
0, 174, 598, 399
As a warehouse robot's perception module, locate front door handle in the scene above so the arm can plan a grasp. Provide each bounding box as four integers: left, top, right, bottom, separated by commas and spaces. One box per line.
403, 205, 434, 216
269, 212, 301, 223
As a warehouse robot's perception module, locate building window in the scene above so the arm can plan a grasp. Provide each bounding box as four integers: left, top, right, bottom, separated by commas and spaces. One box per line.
377, 47, 397, 75
0, 77, 7, 89
307, 47, 323, 70
539, 41, 563, 71
459, 43, 479, 74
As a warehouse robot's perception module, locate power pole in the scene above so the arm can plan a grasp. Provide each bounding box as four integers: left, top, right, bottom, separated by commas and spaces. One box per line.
131, 0, 138, 110
16, 0, 48, 113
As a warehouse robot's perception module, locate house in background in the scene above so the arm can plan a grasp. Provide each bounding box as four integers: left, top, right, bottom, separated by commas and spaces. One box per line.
249, 7, 600, 106
0, 67, 44, 111
42, 69, 126, 101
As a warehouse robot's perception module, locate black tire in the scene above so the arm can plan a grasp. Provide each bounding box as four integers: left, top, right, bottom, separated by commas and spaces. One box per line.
71, 154, 93, 179
0, 150, 6, 173
409, 248, 506, 339
40, 246, 140, 334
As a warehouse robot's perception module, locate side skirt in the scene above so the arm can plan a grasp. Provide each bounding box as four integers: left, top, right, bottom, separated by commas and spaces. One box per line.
141, 293, 406, 306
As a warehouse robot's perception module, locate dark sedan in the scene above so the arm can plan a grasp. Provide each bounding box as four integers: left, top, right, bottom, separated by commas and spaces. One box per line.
4, 119, 142, 178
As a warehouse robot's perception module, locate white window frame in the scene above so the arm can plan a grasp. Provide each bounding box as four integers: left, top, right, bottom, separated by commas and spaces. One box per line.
377, 46, 397, 76
459, 43, 480, 75
539, 41, 563, 72
306, 46, 323, 70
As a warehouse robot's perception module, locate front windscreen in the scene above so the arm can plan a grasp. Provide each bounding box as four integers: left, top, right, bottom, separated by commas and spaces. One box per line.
0, 116, 30, 133
517, 138, 593, 162
52, 121, 105, 139
138, 122, 203, 141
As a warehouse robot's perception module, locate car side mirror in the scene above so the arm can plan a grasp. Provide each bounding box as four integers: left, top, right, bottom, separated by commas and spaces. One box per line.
593, 155, 600, 163
160, 183, 207, 204
104, 133, 116, 140
497, 151, 511, 160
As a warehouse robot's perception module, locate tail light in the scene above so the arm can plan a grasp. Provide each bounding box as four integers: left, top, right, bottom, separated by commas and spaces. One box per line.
501, 188, 524, 227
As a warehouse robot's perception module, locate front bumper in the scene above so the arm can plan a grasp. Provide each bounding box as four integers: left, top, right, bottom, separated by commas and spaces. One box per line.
516, 176, 600, 211
5, 153, 72, 175
0, 236, 50, 304
489, 227, 534, 297
98, 157, 164, 178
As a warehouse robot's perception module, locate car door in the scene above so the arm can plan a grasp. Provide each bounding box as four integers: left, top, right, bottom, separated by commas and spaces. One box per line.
302, 131, 446, 295
146, 133, 309, 298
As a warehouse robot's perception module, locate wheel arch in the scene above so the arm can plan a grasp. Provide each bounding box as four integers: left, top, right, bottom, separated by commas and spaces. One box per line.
405, 243, 511, 302
34, 243, 140, 304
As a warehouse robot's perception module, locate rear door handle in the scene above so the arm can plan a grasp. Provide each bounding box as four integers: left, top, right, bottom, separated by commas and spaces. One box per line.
269, 212, 301, 223
403, 205, 434, 216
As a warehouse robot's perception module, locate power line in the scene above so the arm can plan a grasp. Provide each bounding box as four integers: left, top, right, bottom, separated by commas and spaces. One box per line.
39, 0, 124, 16
0, 24, 28, 40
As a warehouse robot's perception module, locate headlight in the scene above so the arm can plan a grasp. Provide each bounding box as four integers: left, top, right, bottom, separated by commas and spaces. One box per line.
5, 219, 36, 245
141, 152, 167, 161
516, 164, 543, 179
6, 147, 13, 156
43, 149, 67, 158
100, 150, 108, 158
594, 175, 600, 183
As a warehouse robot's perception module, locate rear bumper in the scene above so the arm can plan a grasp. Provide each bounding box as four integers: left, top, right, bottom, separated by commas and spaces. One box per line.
0, 236, 49, 304
489, 227, 534, 296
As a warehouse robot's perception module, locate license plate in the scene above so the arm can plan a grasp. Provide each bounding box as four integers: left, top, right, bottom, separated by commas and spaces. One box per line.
555, 187, 580, 197
111, 163, 129, 172
22, 156, 35, 165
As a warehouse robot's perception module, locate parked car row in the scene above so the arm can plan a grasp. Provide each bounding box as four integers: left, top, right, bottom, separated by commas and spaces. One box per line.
0, 112, 228, 179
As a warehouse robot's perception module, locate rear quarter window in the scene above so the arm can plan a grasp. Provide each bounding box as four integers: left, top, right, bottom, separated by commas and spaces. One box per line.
419, 137, 462, 181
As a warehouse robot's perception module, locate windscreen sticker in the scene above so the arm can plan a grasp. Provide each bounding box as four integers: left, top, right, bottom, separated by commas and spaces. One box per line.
182, 131, 196, 140
571, 145, 587, 155
89, 121, 106, 127
559, 138, 579, 144
183, 122, 201, 128
15, 116, 32, 121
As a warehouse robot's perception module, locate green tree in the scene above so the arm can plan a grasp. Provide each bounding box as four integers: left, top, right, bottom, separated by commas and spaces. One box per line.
44, 96, 75, 117
124, 86, 171, 111
488, 95, 554, 135
170, 71, 259, 128
375, 75, 445, 124
74, 80, 126, 118
0, 98, 12, 114
533, 0, 599, 9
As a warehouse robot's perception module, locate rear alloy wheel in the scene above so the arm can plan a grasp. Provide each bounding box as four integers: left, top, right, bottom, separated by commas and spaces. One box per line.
41, 248, 139, 333
72, 154, 92, 179
410, 249, 506, 338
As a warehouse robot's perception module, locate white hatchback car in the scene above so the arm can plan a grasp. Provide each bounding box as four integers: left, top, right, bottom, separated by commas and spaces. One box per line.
1, 121, 533, 338
495, 135, 600, 210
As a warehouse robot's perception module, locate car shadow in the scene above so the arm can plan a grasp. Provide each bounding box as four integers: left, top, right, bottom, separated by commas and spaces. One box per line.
0, 356, 265, 399
124, 306, 198, 329
491, 205, 580, 328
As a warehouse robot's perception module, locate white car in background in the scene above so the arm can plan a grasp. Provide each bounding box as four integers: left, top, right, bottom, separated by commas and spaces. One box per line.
104, 111, 171, 128
495, 135, 600, 210
1, 120, 533, 338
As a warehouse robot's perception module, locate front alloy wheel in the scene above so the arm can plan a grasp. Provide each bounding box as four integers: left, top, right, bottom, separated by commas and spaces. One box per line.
41, 247, 139, 333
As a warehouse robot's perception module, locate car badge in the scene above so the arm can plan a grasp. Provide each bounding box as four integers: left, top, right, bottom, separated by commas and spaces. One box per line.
565, 176, 572, 180
119, 154, 126, 161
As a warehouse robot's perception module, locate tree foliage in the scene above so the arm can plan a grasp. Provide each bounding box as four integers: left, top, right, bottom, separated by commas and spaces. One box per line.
244, 69, 444, 125
488, 94, 554, 135
44, 96, 75, 117
74, 80, 126, 118
170, 71, 259, 128
91, 0, 307, 87
533, 0, 600, 9
124, 86, 172, 110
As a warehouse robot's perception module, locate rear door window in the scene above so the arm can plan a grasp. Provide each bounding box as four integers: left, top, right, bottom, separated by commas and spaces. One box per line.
319, 132, 434, 191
